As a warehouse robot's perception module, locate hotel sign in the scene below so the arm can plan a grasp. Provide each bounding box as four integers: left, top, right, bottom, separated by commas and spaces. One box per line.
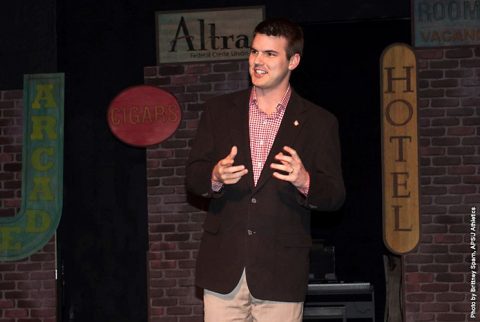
414, 0, 480, 47
155, 7, 264, 63
381, 44, 420, 255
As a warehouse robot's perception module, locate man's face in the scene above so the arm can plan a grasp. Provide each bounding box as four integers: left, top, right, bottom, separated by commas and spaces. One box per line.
248, 33, 300, 92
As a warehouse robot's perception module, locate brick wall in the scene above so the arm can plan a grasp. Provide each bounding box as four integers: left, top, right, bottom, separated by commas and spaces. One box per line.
145, 61, 250, 322
0, 90, 22, 217
145, 49, 479, 321
2, 45, 475, 322
0, 90, 57, 321
404, 47, 480, 321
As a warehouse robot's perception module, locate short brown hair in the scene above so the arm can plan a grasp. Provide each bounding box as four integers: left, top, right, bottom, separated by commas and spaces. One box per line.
253, 18, 304, 59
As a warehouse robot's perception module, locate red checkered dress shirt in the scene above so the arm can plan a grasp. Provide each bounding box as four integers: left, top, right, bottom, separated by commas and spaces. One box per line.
212, 86, 309, 195
249, 86, 290, 185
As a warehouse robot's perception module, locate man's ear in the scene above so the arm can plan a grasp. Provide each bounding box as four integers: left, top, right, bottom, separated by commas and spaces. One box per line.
288, 53, 301, 71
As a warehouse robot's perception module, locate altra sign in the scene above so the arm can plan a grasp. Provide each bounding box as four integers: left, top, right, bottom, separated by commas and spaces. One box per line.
0, 74, 64, 261
381, 44, 420, 255
156, 7, 264, 64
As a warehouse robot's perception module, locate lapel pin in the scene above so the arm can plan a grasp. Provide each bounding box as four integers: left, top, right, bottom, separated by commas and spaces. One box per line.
294, 120, 299, 126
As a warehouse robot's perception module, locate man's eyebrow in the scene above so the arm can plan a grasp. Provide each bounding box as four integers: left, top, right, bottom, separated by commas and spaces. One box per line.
264, 50, 278, 55
250, 47, 279, 55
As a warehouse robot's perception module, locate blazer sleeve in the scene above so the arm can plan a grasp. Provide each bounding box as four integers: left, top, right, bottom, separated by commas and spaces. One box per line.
185, 103, 223, 199
299, 115, 345, 211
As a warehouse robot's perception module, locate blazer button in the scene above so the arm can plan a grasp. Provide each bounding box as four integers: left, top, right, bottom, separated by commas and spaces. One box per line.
247, 229, 256, 236
251, 198, 257, 204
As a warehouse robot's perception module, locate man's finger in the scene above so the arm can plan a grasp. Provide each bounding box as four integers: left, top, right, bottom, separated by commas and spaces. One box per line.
275, 152, 293, 164
224, 165, 246, 174
270, 162, 293, 176
283, 146, 299, 160
219, 158, 235, 167
222, 168, 248, 182
272, 171, 292, 182
228, 146, 238, 160
220, 146, 238, 166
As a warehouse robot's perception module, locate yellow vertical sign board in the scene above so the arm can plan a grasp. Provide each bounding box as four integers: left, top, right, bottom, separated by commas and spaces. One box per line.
0, 74, 64, 261
381, 44, 420, 255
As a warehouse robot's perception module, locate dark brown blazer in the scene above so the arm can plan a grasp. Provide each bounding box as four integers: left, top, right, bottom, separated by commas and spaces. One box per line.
186, 88, 345, 302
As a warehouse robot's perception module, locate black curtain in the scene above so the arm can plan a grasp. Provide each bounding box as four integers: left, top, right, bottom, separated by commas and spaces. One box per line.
56, 1, 154, 321
292, 18, 411, 319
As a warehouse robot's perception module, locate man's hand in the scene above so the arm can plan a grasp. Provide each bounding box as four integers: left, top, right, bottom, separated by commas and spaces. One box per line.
271, 146, 310, 191
212, 146, 248, 185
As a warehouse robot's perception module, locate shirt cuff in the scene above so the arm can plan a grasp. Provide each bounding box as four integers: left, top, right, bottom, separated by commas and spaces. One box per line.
211, 180, 224, 192
298, 173, 310, 196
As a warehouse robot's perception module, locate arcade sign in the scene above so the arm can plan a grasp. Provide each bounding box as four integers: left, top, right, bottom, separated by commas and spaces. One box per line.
0, 73, 64, 261
107, 85, 181, 147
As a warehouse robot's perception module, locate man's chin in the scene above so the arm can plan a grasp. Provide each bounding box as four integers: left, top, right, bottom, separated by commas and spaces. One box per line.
250, 79, 266, 88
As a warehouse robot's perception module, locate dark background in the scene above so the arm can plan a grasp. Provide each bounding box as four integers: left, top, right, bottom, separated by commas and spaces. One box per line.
0, 1, 410, 321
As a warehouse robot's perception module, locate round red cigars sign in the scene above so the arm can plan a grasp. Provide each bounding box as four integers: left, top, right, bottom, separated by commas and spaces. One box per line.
107, 85, 181, 147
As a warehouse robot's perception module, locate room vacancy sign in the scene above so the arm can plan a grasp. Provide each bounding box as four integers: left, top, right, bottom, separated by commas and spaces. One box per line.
414, 0, 480, 47
155, 7, 264, 64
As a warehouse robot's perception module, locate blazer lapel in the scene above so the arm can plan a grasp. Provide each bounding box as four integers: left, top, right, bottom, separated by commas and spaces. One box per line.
228, 90, 255, 190
254, 91, 308, 192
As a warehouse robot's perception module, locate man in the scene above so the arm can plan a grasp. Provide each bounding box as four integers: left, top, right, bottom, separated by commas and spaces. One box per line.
186, 18, 345, 322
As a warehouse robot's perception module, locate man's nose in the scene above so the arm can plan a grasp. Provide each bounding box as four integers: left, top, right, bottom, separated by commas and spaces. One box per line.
254, 53, 263, 65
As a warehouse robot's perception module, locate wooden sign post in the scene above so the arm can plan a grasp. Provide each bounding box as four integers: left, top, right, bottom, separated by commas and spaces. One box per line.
381, 44, 420, 255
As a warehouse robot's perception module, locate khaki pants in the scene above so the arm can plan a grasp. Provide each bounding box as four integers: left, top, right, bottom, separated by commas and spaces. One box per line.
203, 270, 303, 322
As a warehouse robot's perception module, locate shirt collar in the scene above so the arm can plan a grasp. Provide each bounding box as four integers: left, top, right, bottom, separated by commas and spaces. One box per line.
250, 85, 292, 115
